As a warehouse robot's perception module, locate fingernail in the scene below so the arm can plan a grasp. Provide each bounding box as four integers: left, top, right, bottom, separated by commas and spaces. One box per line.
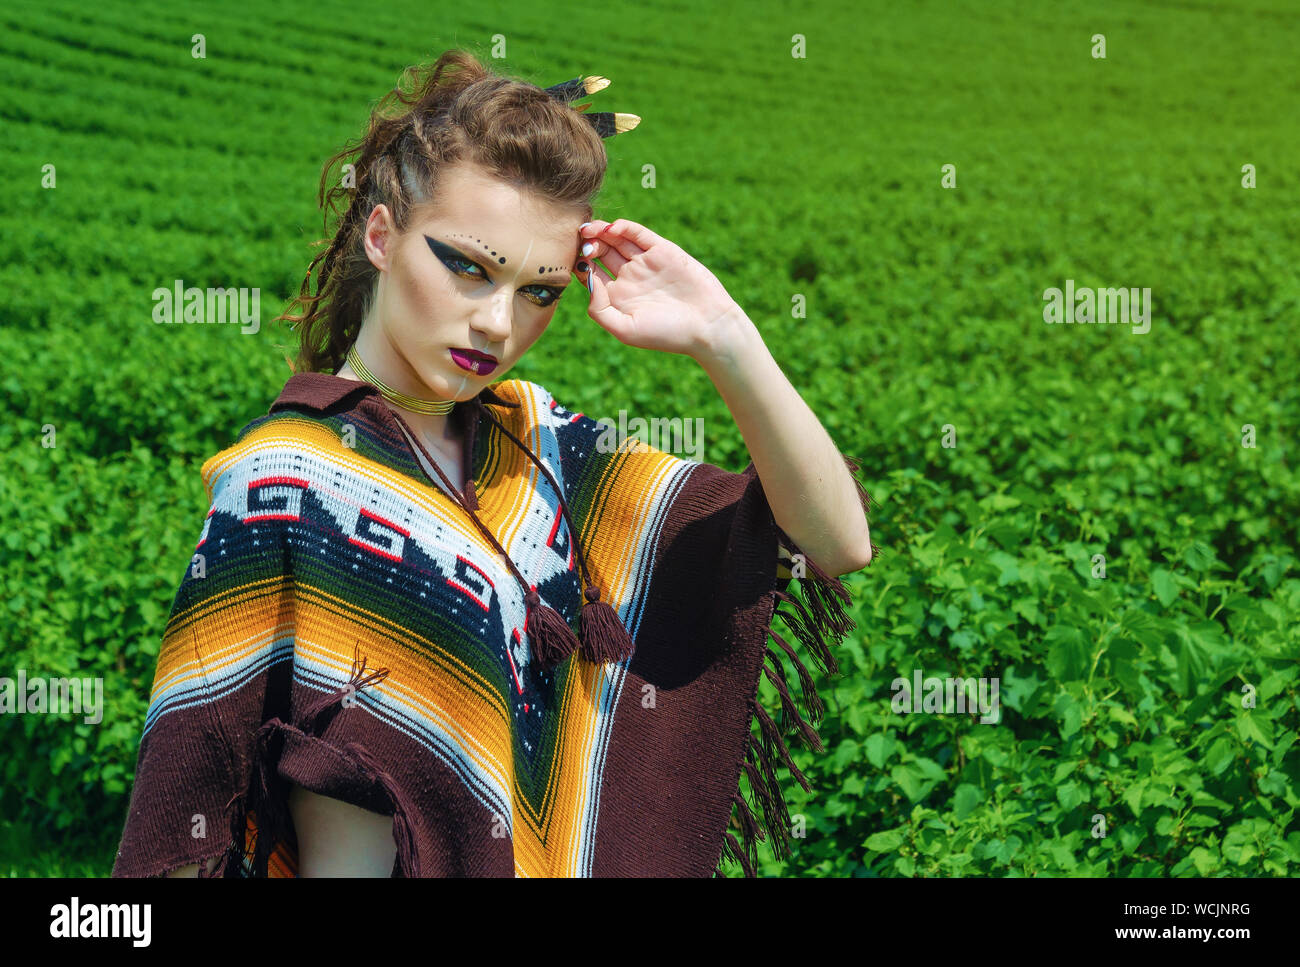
586, 271, 594, 294
581, 241, 594, 256
579, 221, 592, 231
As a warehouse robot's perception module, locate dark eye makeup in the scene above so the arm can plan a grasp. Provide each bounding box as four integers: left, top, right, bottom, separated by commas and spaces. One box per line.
425, 236, 567, 308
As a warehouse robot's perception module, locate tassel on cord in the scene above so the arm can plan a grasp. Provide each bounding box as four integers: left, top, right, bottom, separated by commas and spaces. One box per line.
715, 454, 875, 876
577, 586, 636, 664
526, 589, 581, 668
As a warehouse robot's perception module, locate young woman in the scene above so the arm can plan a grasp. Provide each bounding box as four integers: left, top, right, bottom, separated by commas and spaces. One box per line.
113, 49, 876, 878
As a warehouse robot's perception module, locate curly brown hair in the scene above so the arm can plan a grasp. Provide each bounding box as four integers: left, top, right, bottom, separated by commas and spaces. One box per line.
274, 49, 609, 375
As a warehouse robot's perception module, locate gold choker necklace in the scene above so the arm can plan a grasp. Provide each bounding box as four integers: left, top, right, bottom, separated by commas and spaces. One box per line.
345, 345, 456, 415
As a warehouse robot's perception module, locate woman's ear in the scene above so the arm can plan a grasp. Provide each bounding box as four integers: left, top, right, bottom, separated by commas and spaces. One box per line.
363, 204, 396, 272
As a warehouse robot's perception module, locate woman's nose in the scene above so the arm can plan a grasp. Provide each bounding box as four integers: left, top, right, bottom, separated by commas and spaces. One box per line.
472, 293, 514, 342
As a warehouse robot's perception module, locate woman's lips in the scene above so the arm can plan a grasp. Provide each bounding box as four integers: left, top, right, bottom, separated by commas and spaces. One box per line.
449, 348, 498, 375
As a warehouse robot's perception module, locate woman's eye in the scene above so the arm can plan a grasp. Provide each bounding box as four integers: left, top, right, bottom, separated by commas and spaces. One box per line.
443, 256, 485, 280
439, 247, 561, 307
523, 286, 563, 308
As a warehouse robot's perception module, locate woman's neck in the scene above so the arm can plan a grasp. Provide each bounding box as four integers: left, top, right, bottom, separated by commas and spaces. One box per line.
333, 362, 457, 448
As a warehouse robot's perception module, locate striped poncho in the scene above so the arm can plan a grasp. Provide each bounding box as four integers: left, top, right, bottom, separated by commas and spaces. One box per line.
111, 372, 872, 877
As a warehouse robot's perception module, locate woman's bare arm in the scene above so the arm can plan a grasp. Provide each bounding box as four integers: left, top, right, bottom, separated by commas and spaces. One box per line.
288, 783, 397, 877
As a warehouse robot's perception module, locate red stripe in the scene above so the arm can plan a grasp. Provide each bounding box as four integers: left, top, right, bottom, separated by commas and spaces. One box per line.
359, 505, 410, 537
347, 536, 403, 563
249, 475, 310, 489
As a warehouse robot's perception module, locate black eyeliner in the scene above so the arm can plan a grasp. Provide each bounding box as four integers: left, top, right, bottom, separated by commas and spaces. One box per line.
426, 235, 568, 306
426, 236, 483, 274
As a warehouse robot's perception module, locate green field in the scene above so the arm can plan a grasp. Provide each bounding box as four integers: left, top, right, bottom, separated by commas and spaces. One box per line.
2, 0, 1298, 876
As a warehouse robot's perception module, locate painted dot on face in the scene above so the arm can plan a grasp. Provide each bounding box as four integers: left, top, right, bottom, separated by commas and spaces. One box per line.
447, 235, 569, 278
453, 234, 510, 265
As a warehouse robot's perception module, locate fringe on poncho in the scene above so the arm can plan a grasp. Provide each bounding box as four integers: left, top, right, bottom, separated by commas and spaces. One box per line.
111, 373, 876, 877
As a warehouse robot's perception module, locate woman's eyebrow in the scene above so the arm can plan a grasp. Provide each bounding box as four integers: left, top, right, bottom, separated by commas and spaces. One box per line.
427, 235, 572, 284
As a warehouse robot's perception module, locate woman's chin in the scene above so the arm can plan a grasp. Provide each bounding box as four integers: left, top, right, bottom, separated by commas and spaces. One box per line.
420, 366, 491, 402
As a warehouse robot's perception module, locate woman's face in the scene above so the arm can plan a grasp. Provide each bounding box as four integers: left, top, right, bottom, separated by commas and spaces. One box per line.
360, 159, 585, 401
